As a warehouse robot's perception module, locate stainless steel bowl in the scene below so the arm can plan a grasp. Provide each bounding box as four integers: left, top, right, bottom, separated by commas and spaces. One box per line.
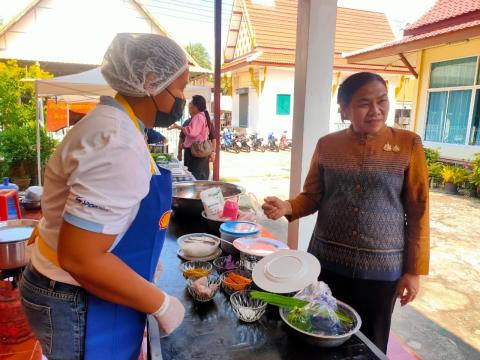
172, 181, 244, 216
24, 186, 43, 202
279, 301, 362, 348
201, 211, 226, 235
0, 219, 39, 270
21, 200, 41, 210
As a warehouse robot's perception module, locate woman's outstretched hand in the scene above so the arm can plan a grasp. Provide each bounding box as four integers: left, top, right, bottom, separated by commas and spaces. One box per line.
262, 196, 292, 220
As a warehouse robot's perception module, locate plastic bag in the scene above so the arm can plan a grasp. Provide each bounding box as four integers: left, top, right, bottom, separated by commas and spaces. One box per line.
287, 282, 343, 335
237, 193, 266, 222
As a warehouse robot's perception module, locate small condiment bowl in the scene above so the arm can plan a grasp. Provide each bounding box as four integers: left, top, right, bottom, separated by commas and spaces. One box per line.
220, 269, 252, 295
230, 290, 267, 322
180, 261, 213, 280
177, 233, 220, 258
213, 255, 240, 274
187, 274, 221, 302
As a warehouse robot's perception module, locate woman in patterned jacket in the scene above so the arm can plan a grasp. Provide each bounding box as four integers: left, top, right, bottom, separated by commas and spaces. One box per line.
262, 72, 429, 353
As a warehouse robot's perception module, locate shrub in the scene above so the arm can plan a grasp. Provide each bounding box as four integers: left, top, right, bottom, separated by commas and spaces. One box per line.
441, 165, 471, 185
423, 147, 440, 165
470, 153, 480, 187
0, 123, 57, 178
428, 162, 444, 182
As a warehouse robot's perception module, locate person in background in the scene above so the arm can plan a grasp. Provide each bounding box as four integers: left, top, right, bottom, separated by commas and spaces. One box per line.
171, 95, 216, 179
262, 72, 430, 353
147, 128, 169, 145
20, 33, 188, 359
177, 116, 216, 163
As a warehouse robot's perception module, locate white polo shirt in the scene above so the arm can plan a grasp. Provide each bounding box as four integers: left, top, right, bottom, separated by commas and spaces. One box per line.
31, 97, 157, 285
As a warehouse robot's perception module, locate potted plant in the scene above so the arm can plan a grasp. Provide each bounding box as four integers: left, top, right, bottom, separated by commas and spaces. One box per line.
469, 153, 480, 197
0, 124, 57, 189
427, 161, 444, 188
424, 147, 440, 164
441, 165, 470, 195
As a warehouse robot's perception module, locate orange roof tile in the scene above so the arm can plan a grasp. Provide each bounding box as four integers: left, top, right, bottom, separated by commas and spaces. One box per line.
345, 19, 480, 61
222, 49, 410, 74
223, 0, 395, 70
241, 0, 394, 53
405, 0, 480, 34
334, 7, 395, 52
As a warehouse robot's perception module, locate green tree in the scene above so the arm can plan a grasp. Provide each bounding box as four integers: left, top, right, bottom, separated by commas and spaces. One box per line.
0, 123, 57, 178
185, 42, 212, 70
0, 60, 52, 128
0, 60, 55, 180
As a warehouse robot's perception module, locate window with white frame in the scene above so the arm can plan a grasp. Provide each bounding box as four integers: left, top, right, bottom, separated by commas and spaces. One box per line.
424, 56, 480, 145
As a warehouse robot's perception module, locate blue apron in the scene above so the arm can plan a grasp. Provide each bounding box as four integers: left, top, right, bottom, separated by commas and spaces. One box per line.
84, 95, 172, 359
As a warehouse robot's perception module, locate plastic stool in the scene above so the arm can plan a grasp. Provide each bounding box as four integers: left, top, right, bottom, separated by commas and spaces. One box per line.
0, 190, 22, 221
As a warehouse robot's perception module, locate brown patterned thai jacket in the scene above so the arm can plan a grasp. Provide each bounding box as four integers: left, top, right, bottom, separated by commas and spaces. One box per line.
289, 126, 430, 281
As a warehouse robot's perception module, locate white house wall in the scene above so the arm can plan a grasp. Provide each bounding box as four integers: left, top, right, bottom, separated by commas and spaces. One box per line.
231, 71, 259, 130
230, 67, 404, 138
0, 0, 163, 65
257, 67, 295, 137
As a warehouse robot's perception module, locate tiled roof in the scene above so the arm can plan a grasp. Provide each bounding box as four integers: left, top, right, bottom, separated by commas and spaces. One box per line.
345, 19, 480, 59
405, 0, 480, 33
243, 0, 394, 52
223, 0, 395, 69
334, 7, 395, 52
256, 51, 295, 64
222, 49, 410, 74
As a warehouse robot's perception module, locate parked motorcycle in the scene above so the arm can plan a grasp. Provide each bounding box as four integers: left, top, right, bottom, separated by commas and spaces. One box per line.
279, 131, 292, 151
222, 130, 240, 153
249, 133, 265, 152
267, 132, 280, 152
234, 134, 251, 152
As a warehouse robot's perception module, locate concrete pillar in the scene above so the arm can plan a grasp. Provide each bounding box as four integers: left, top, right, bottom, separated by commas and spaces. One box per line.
288, 0, 338, 250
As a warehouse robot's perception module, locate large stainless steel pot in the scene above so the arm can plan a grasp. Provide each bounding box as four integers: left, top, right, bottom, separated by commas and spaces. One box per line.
0, 219, 38, 270
172, 181, 244, 216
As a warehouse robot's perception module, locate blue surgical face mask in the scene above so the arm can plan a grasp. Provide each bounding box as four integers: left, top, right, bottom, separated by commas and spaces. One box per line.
151, 88, 186, 128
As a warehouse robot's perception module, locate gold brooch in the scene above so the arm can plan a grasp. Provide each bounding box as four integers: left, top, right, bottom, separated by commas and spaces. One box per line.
383, 143, 392, 152
393, 145, 400, 153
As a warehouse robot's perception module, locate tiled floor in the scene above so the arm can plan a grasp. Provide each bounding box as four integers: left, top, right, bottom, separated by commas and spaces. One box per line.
388, 334, 422, 360
1, 333, 420, 359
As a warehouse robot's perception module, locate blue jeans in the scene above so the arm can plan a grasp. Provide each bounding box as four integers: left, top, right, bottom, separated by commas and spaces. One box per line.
19, 264, 87, 360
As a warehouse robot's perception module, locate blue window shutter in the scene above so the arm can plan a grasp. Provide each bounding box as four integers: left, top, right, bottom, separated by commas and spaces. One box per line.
276, 94, 291, 115
425, 92, 448, 142
430, 57, 477, 88
444, 90, 472, 144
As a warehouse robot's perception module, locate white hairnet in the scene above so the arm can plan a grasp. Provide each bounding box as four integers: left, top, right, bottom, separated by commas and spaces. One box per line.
101, 33, 188, 97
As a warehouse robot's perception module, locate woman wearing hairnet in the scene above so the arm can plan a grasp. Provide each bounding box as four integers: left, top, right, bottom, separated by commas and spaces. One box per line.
19, 33, 187, 359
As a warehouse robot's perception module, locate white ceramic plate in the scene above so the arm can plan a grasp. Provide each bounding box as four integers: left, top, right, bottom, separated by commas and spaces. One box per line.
252, 250, 320, 294
177, 247, 222, 262
233, 237, 289, 257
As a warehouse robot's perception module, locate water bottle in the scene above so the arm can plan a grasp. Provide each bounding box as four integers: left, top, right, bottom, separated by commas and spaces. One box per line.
0, 177, 19, 219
